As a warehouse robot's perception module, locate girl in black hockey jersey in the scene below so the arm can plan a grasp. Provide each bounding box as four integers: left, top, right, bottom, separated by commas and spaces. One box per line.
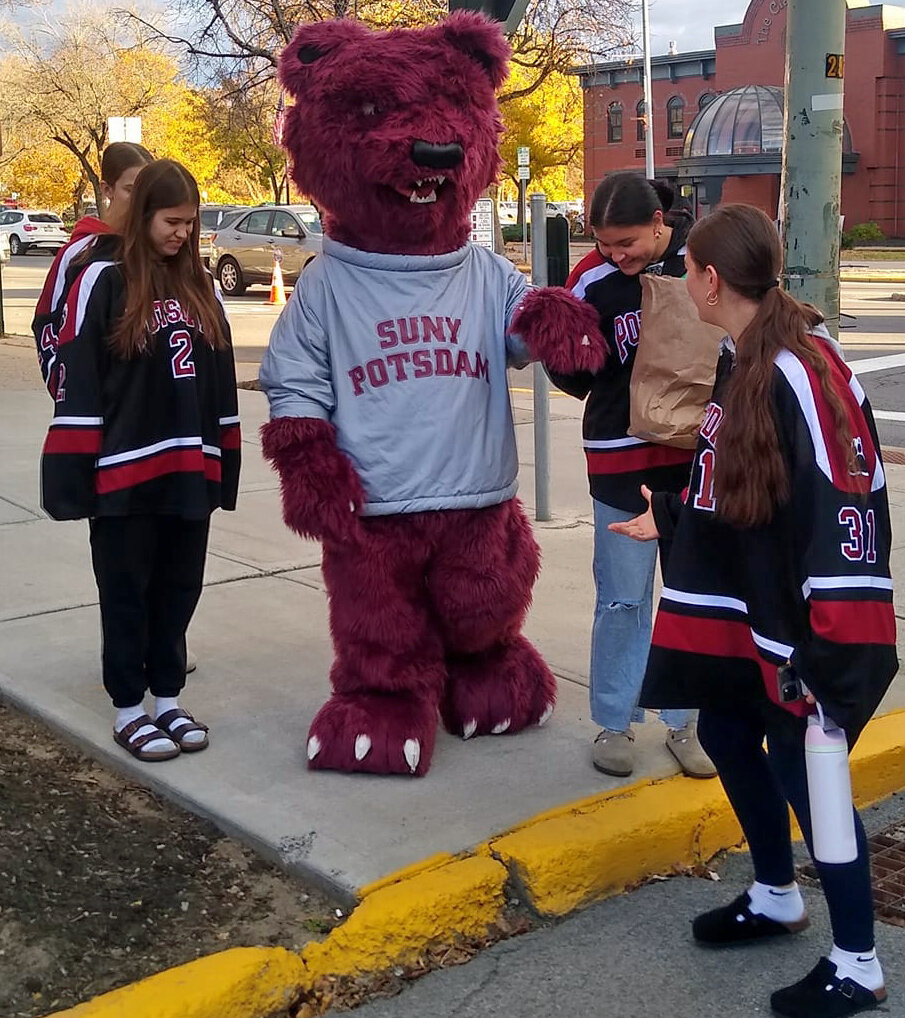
612, 204, 896, 1018
33, 142, 154, 387
40, 159, 241, 762
554, 172, 715, 781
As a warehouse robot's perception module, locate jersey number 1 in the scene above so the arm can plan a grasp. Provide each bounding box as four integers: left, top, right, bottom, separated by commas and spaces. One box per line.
170, 330, 196, 379
693, 449, 717, 512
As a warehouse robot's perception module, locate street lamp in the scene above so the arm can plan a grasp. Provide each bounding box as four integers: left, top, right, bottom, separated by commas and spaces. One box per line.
641, 0, 655, 178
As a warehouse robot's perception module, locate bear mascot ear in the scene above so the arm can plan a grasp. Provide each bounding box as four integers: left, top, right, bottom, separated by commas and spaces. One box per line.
279, 18, 372, 97
433, 10, 511, 91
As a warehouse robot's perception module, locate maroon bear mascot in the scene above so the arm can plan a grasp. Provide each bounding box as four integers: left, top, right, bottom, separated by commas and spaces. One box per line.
259, 12, 605, 776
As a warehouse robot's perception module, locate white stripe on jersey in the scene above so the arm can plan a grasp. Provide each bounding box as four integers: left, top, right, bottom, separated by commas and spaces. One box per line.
801, 574, 894, 599
50, 235, 96, 313
570, 261, 618, 300
660, 586, 748, 615
218, 415, 241, 426
583, 436, 647, 450
751, 631, 794, 659
201, 444, 222, 458
70, 261, 117, 338
49, 416, 104, 427
97, 436, 203, 468
775, 348, 885, 493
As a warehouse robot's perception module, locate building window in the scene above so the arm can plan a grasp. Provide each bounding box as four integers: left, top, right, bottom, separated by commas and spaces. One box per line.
699, 92, 716, 111
636, 100, 647, 142
667, 96, 685, 139
608, 102, 623, 143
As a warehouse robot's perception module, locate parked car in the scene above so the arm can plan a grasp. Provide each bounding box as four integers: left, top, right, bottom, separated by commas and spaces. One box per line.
0, 209, 69, 255
0, 231, 9, 264
199, 206, 244, 266
209, 205, 323, 296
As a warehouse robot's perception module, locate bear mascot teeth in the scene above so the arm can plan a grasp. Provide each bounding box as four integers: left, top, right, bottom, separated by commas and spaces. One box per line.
259, 11, 605, 776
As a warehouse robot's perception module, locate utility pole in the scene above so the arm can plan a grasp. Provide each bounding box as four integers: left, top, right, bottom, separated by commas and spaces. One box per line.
780, 0, 846, 337
530, 193, 551, 522
641, 0, 655, 178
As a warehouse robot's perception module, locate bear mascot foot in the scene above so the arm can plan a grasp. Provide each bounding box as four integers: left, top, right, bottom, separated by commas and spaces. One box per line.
512, 287, 607, 375
441, 636, 556, 739
306, 691, 439, 776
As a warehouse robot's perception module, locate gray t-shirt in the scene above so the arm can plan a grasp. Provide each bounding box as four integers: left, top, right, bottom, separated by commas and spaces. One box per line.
259, 236, 529, 515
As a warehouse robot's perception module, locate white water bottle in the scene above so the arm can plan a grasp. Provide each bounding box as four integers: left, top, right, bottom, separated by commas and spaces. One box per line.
805, 708, 857, 864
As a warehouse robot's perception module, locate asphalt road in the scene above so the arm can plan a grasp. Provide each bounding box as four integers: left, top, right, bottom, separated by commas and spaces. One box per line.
2, 251, 904, 448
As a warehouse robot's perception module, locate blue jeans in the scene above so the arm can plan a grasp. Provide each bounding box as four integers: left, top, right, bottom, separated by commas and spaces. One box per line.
590, 499, 689, 732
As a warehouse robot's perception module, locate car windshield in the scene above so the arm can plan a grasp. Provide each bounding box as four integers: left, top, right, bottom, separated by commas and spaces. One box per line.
29, 213, 62, 224
296, 208, 322, 234
219, 210, 243, 230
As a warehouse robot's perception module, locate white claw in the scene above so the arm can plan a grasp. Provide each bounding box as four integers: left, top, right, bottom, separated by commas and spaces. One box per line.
538, 703, 554, 727
491, 718, 511, 734
462, 719, 478, 740
354, 734, 372, 761
581, 334, 590, 346
403, 738, 421, 773
307, 735, 321, 760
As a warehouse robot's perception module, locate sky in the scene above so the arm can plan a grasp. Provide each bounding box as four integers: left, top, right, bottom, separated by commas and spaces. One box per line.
646, 0, 896, 55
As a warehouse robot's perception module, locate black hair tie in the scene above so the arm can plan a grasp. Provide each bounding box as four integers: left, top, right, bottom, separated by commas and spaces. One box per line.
765, 279, 780, 290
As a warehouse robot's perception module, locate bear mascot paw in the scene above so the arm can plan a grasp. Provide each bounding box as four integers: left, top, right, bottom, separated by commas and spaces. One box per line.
259, 11, 598, 776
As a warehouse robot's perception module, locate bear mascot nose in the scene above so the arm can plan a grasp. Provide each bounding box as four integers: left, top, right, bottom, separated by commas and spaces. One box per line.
411, 140, 465, 169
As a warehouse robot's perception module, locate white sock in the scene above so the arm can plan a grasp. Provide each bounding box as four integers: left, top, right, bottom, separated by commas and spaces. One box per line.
115, 705, 176, 754
154, 697, 206, 746
829, 945, 885, 992
747, 881, 806, 923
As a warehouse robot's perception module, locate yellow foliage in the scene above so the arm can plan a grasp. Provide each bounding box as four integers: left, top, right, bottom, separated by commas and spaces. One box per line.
499, 66, 583, 201
2, 140, 83, 212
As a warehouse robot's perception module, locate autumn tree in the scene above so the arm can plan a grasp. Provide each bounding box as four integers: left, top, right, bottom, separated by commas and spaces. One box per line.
0, 8, 180, 211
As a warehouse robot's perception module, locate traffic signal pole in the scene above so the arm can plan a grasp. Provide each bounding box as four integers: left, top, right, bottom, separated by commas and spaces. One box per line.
780, 0, 846, 338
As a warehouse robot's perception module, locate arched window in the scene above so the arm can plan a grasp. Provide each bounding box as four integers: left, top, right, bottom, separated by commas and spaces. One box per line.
607, 102, 623, 143
667, 95, 685, 139
636, 99, 647, 142
698, 92, 716, 111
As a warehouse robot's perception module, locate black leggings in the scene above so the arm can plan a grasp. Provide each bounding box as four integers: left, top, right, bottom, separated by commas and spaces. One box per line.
697, 704, 874, 952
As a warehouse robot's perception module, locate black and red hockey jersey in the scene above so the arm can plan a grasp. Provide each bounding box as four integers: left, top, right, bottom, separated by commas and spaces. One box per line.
642, 331, 898, 742
550, 216, 695, 514
40, 260, 241, 521
32, 217, 117, 391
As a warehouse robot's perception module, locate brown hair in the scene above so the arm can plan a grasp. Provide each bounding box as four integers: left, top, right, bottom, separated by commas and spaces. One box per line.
112, 159, 227, 357
101, 142, 153, 186
686, 204, 854, 527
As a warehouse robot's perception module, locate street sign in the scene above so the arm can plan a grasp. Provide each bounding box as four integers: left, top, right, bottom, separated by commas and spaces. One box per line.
108, 116, 142, 143
469, 197, 495, 251
517, 165, 530, 180
517, 146, 530, 166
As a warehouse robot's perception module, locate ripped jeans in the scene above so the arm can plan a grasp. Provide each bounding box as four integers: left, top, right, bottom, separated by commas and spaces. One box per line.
589, 499, 689, 732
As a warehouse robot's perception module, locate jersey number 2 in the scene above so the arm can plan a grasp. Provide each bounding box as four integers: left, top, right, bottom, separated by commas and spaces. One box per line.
170, 330, 196, 379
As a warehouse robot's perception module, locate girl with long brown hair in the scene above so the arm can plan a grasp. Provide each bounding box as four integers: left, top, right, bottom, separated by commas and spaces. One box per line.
612, 204, 897, 1017
40, 159, 240, 762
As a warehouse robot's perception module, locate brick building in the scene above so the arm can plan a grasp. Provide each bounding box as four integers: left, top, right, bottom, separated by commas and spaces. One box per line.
577, 0, 905, 236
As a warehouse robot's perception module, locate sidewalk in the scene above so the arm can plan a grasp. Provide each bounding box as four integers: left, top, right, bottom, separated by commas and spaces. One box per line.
2, 336, 905, 1012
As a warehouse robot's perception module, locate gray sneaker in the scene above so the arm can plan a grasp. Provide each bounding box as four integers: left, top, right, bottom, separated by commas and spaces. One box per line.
592, 728, 635, 777
666, 723, 717, 778
186, 647, 198, 674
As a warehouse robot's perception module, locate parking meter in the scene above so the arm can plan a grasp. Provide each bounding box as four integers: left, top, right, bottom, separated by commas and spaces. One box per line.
546, 213, 570, 287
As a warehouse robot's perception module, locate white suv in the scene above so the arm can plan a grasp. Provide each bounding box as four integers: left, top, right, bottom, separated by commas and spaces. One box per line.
0, 209, 69, 255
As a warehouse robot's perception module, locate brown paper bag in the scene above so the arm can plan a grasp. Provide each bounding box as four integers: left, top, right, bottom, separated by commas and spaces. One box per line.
628, 274, 724, 449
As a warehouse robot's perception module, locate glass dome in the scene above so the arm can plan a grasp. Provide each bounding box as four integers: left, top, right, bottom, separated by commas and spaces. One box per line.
683, 85, 854, 159
684, 86, 785, 158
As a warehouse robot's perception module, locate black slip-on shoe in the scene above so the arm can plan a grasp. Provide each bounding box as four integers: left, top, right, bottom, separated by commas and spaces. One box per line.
693, 891, 809, 947
771, 957, 886, 1017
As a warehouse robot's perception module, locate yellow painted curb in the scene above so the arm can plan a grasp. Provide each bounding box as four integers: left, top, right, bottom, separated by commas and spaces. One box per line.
840, 272, 905, 283
44, 709, 905, 1017
49, 947, 306, 1017
302, 854, 508, 981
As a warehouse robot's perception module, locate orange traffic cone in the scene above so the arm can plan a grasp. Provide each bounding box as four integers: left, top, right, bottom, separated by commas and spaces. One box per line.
268, 256, 287, 306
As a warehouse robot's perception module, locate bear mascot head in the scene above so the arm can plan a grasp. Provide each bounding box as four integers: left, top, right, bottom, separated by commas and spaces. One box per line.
278, 11, 510, 256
